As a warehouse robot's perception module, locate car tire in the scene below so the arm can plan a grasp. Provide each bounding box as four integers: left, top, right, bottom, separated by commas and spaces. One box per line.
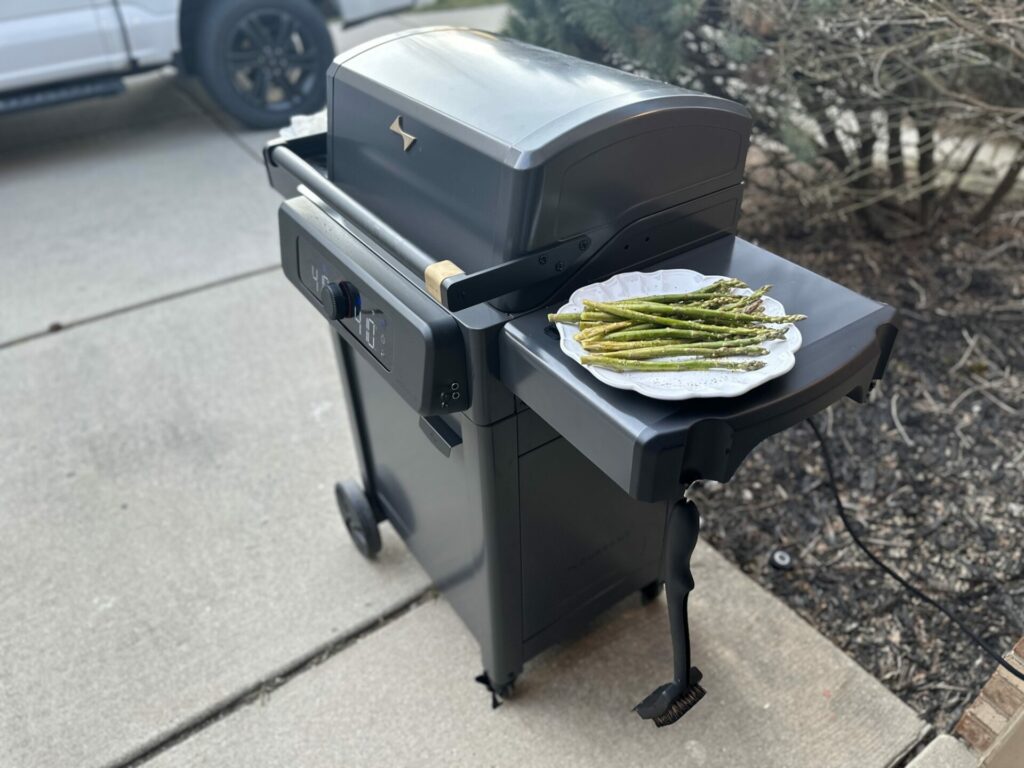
194, 0, 334, 129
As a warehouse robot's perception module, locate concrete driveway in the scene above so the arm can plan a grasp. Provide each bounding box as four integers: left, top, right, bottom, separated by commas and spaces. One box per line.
0, 6, 940, 767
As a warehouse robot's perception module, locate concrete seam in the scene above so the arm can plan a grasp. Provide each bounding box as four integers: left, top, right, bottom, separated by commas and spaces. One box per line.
889, 725, 941, 768
110, 588, 437, 768
171, 80, 264, 163
0, 265, 278, 352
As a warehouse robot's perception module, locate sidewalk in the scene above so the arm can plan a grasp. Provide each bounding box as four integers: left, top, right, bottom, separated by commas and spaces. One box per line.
144, 545, 928, 768
0, 6, 935, 767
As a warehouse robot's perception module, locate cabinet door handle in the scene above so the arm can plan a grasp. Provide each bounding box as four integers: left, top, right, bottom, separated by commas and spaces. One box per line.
418, 415, 462, 457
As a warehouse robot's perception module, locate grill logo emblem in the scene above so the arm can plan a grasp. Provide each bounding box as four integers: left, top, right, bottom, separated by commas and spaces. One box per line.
389, 116, 416, 152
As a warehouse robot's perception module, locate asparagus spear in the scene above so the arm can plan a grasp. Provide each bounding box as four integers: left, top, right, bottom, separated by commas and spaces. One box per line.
605, 327, 786, 342
574, 320, 633, 341
678, 335, 781, 348
597, 344, 768, 360
617, 295, 735, 313
615, 295, 734, 309
585, 335, 780, 352
596, 299, 804, 326
603, 327, 738, 342
580, 321, 662, 340
547, 310, 620, 323
607, 280, 747, 306
581, 356, 766, 372
719, 285, 770, 312
583, 340, 684, 351
582, 301, 773, 336
692, 278, 749, 294
548, 311, 580, 323
623, 323, 657, 332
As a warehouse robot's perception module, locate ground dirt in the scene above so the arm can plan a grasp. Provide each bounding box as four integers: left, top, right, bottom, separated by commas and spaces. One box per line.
697, 194, 1024, 729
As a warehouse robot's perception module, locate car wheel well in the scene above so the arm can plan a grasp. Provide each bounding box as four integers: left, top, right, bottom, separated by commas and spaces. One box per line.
178, 0, 337, 74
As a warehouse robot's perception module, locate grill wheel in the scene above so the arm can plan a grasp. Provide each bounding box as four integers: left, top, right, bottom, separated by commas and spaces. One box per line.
335, 480, 382, 559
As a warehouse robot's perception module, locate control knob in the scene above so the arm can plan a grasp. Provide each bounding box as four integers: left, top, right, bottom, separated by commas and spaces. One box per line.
321, 281, 358, 320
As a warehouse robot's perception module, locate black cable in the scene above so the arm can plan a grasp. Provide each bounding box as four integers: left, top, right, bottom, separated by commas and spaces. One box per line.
806, 416, 1024, 684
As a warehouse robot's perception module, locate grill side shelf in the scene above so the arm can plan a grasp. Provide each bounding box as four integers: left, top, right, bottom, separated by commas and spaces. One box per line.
498, 237, 898, 502
633, 311, 896, 499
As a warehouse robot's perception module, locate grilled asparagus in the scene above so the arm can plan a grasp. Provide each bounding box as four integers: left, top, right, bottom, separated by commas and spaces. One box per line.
546, 279, 805, 374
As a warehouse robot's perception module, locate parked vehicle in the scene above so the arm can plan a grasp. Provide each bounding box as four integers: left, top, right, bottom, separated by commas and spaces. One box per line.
0, 0, 412, 128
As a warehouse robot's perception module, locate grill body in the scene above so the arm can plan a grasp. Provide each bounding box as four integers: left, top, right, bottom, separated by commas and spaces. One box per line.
341, 338, 667, 686
266, 27, 898, 703
283, 194, 672, 687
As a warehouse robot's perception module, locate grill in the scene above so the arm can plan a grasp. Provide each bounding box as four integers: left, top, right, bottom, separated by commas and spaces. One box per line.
264, 27, 898, 724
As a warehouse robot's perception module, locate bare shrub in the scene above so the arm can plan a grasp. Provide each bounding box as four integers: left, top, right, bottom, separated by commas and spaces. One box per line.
507, 0, 1024, 237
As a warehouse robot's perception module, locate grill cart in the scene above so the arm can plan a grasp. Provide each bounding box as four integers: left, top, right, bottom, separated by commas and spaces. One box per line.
264, 27, 897, 725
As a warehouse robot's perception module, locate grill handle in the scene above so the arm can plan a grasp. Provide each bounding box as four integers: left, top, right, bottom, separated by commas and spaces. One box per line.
264, 136, 597, 313
267, 142, 437, 277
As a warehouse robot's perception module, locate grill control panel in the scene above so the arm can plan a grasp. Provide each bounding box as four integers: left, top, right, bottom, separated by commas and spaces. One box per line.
298, 248, 393, 371
280, 197, 469, 415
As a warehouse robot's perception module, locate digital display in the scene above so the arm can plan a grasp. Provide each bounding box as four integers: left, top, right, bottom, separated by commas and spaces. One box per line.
344, 305, 392, 370
297, 238, 393, 371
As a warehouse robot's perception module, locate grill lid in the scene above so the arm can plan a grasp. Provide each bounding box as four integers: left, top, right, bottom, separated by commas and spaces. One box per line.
327, 27, 752, 280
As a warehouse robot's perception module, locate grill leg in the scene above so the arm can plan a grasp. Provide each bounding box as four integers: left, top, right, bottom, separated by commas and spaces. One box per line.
635, 498, 705, 726
474, 669, 518, 709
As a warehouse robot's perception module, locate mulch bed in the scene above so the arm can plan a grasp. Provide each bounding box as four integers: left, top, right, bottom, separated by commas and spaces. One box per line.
694, 199, 1024, 729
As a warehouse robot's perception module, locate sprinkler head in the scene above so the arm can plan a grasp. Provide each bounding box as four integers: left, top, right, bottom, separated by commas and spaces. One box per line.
769, 548, 794, 571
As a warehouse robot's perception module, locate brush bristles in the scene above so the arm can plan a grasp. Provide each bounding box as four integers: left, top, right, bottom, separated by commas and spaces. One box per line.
651, 684, 706, 727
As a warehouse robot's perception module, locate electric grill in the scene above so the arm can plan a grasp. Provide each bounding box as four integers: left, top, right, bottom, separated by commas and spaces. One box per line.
264, 26, 898, 724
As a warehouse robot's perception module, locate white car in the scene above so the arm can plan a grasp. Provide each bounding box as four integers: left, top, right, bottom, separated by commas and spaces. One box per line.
0, 0, 411, 128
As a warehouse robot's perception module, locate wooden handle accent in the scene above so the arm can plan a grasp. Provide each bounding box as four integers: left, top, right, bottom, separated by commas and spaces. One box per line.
424, 260, 464, 304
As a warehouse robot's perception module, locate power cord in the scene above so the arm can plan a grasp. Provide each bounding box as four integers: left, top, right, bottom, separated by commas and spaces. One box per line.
806, 416, 1024, 684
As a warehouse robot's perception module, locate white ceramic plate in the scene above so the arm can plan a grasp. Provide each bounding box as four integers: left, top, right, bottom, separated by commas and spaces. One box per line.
555, 269, 803, 401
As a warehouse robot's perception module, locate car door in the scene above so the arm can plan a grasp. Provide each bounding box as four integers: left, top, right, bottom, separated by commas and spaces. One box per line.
112, 0, 177, 68
0, 0, 129, 93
